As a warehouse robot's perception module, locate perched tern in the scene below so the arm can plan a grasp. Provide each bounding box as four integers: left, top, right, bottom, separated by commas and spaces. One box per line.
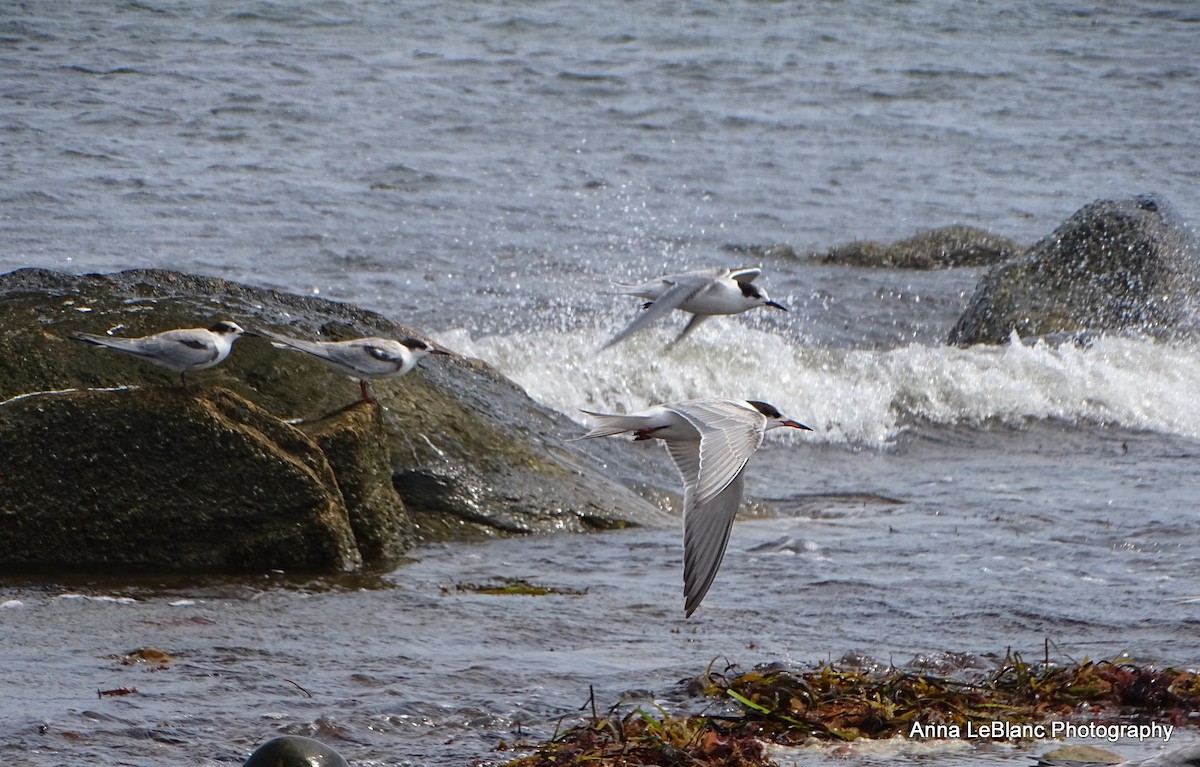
70, 320, 249, 387
577, 398, 811, 616
259, 329, 449, 404
602, 267, 787, 350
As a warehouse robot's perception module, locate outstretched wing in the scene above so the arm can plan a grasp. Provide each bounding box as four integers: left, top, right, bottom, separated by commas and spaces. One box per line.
667, 400, 766, 509
728, 267, 762, 284
682, 471, 745, 617
601, 272, 713, 350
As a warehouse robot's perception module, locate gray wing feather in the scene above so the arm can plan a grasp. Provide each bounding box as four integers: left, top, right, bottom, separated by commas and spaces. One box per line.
666, 313, 710, 348
601, 274, 711, 349
729, 267, 762, 283
668, 400, 766, 508
682, 471, 745, 617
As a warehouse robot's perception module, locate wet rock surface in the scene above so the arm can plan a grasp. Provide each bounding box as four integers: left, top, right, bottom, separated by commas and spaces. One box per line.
0, 268, 667, 570
241, 735, 350, 767
949, 197, 1200, 345
0, 387, 361, 570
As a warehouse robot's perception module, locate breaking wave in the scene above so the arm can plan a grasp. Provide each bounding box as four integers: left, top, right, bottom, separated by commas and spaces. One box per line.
434, 324, 1200, 448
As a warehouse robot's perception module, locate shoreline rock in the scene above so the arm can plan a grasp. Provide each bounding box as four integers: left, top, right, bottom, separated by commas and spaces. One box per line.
0, 268, 669, 571
0, 387, 362, 571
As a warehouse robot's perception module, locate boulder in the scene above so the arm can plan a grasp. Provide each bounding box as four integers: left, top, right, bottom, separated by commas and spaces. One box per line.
298, 402, 415, 565
0, 387, 361, 570
0, 268, 668, 569
949, 197, 1200, 345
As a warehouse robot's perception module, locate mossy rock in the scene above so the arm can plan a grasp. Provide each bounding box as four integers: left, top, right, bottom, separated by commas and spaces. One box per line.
0, 387, 361, 570
0, 268, 667, 569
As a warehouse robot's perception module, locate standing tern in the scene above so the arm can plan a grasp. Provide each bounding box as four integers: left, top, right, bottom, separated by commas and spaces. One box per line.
259, 329, 449, 404
602, 267, 787, 350
70, 320, 249, 388
577, 398, 812, 616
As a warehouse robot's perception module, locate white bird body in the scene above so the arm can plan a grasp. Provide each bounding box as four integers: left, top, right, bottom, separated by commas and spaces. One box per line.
70, 321, 248, 386
260, 329, 448, 403
578, 398, 811, 616
603, 267, 787, 350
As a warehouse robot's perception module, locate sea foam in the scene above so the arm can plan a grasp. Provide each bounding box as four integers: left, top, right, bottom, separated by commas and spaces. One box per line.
434, 325, 1200, 448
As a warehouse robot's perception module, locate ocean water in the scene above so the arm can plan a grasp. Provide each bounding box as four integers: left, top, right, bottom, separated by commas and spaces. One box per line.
2, 2, 1199, 766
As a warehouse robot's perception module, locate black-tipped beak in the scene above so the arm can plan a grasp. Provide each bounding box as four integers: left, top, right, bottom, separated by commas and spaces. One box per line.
429, 348, 452, 356
765, 300, 788, 312
783, 419, 812, 431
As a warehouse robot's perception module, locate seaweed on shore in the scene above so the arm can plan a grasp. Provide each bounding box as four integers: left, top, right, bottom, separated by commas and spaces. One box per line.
704, 652, 1200, 742
498, 652, 1200, 767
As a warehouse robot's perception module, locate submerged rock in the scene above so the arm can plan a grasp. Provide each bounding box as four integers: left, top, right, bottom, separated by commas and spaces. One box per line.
0, 268, 666, 570
949, 196, 1200, 345
819, 225, 1023, 269
1038, 744, 1123, 766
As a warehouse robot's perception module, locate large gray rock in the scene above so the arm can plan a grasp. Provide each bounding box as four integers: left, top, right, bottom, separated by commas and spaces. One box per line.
949, 197, 1200, 345
0, 268, 667, 570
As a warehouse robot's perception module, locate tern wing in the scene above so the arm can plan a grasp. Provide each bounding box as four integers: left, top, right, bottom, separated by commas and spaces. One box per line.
261, 330, 396, 376
71, 330, 216, 369
666, 313, 710, 348
327, 339, 406, 376
259, 329, 330, 358
728, 267, 762, 284
601, 273, 712, 350
682, 471, 745, 617
667, 400, 766, 509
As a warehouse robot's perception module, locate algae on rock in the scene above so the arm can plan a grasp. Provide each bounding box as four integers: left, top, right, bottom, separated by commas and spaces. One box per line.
0, 387, 361, 570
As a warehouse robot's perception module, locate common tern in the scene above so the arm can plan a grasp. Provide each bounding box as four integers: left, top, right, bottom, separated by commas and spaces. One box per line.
70, 320, 249, 387
259, 329, 449, 404
602, 267, 787, 350
578, 398, 811, 616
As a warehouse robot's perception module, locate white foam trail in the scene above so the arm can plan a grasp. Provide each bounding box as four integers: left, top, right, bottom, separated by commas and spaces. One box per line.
434, 325, 1200, 448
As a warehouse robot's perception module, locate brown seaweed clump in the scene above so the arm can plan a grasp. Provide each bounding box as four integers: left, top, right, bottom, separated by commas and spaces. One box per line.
703, 653, 1200, 743
499, 653, 1200, 767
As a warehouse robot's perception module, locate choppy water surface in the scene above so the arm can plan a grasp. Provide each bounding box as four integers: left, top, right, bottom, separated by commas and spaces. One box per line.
2, 1, 1200, 765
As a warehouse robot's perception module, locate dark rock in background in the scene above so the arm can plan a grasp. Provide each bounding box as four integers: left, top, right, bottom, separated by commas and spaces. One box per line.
949, 197, 1200, 345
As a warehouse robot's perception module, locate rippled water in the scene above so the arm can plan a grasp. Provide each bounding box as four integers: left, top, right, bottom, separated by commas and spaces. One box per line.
2, 1, 1200, 765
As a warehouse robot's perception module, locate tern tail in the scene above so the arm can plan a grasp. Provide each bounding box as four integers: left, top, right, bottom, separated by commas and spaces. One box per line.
573, 409, 641, 439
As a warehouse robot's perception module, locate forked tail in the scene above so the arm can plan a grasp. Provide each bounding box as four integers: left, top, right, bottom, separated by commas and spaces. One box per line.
574, 409, 639, 439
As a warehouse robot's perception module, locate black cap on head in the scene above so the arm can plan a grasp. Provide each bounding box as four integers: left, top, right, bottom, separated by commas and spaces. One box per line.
208, 321, 242, 334
401, 337, 431, 351
746, 400, 782, 419
738, 281, 764, 300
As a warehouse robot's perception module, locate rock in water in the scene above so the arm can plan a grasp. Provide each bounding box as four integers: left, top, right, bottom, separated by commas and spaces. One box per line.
242, 736, 349, 767
0, 268, 666, 570
819, 225, 1023, 269
949, 196, 1200, 345
298, 402, 416, 565
0, 387, 362, 570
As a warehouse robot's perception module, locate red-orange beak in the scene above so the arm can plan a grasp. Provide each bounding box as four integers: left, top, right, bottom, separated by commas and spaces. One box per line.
782, 419, 813, 431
